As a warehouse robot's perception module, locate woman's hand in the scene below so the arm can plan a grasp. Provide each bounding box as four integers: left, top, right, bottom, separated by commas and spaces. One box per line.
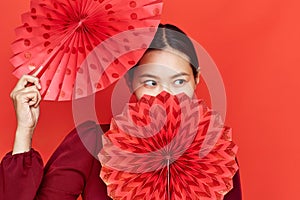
10, 75, 42, 154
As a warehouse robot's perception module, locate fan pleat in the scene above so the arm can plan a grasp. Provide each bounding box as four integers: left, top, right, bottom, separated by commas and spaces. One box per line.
99, 92, 238, 200
10, 0, 162, 100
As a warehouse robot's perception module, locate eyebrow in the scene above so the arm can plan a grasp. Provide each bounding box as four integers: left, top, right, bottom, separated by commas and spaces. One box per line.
138, 72, 190, 79
138, 74, 159, 79
170, 72, 190, 79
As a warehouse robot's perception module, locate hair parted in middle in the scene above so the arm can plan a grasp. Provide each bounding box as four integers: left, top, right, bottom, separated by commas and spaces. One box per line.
126, 23, 199, 86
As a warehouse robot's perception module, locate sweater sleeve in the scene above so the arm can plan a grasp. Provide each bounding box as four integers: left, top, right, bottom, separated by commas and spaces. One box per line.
0, 149, 44, 200
0, 121, 109, 200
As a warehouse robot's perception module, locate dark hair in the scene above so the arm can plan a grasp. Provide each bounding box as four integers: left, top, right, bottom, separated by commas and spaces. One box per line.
127, 24, 199, 84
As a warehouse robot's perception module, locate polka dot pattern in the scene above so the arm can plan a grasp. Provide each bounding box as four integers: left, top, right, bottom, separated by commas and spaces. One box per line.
77, 88, 83, 95
24, 52, 31, 59
43, 33, 50, 39
46, 80, 51, 86
46, 13, 53, 21
141, 43, 148, 49
153, 7, 160, 16
26, 27, 33, 33
24, 39, 31, 46
111, 73, 119, 78
44, 41, 50, 47
77, 68, 84, 74
128, 60, 136, 65
66, 68, 71, 75
130, 1, 137, 8
102, 58, 109, 63
10, 0, 163, 100
114, 59, 119, 64
42, 24, 51, 30
47, 49, 53, 54
78, 47, 85, 53
130, 13, 138, 20
60, 91, 65, 97
53, 2, 58, 9
71, 47, 77, 54
105, 4, 112, 10
86, 45, 93, 51
90, 64, 97, 70
128, 25, 135, 30
95, 83, 102, 89
65, 46, 70, 53
124, 45, 130, 51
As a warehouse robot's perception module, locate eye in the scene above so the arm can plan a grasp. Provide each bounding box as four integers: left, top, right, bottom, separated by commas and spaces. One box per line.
144, 80, 157, 87
174, 79, 186, 86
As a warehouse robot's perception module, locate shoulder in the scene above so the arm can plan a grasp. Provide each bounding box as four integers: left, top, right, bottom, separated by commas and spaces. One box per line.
48, 121, 110, 164
74, 120, 110, 157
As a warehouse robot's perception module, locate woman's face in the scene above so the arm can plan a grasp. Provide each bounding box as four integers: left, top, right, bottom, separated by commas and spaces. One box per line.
131, 50, 199, 100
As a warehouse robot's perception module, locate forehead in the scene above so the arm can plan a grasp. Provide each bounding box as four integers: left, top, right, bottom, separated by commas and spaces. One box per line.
135, 50, 193, 76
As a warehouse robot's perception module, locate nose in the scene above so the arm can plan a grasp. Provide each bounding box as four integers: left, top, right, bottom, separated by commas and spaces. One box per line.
161, 84, 173, 94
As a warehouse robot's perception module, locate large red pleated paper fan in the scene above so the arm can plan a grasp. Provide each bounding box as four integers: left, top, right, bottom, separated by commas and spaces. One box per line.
10, 0, 163, 100
98, 91, 238, 200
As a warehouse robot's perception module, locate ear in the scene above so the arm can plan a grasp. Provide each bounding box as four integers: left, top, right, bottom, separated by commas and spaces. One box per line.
195, 71, 200, 85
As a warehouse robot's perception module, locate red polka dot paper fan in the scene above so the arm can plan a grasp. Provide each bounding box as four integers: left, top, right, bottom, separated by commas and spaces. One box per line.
10, 0, 163, 101
98, 91, 239, 200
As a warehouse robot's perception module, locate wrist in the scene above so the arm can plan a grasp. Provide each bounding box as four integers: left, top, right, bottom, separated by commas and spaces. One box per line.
15, 125, 35, 137
12, 126, 34, 155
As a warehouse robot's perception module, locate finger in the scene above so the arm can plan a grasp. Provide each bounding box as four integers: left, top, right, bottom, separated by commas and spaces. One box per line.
33, 87, 42, 108
24, 87, 42, 108
11, 85, 41, 100
10, 77, 41, 101
13, 86, 42, 108
13, 75, 41, 92
28, 94, 38, 107
16, 91, 40, 107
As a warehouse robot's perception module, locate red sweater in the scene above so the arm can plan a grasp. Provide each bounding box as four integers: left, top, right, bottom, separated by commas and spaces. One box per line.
0, 121, 242, 200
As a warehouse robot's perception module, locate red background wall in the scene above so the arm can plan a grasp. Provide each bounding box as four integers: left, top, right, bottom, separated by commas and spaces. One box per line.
1, 0, 300, 199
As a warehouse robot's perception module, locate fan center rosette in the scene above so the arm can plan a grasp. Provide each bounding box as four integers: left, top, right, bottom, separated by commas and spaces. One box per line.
10, 0, 163, 101
98, 91, 239, 200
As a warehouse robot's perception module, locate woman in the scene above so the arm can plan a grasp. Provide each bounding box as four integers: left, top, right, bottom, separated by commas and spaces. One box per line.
0, 24, 242, 199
